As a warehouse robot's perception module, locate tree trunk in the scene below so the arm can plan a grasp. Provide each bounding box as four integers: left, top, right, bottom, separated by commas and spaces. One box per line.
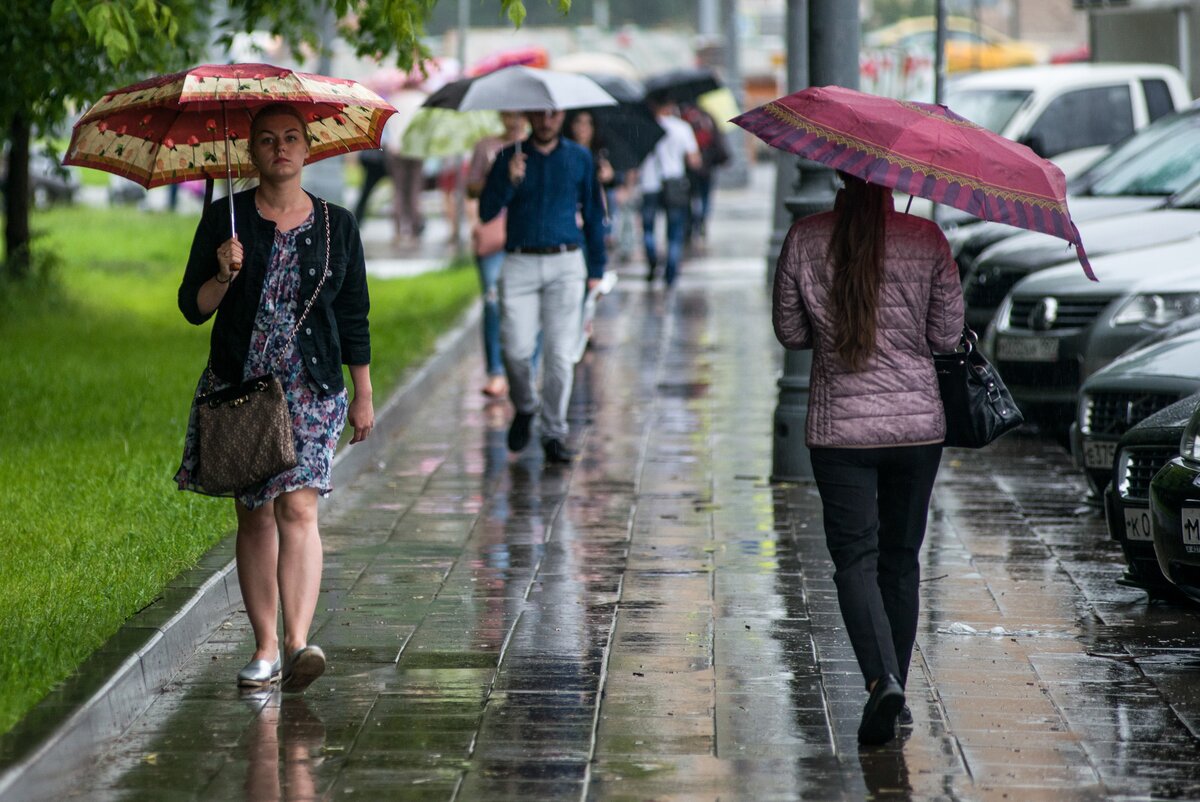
4, 113, 32, 279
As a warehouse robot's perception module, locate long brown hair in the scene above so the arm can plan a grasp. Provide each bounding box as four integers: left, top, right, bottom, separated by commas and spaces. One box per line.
829, 172, 889, 371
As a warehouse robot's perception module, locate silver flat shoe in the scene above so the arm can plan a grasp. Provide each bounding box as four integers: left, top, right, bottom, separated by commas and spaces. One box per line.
281, 645, 326, 694
237, 656, 282, 688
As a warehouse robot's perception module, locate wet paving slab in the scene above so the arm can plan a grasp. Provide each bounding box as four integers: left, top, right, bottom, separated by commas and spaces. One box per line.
27, 218, 1200, 799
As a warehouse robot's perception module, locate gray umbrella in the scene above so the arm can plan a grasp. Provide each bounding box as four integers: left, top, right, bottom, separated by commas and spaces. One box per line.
457, 66, 617, 113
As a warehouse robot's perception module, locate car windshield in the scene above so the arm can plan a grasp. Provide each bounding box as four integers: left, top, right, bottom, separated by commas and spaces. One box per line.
942, 88, 1031, 133
1089, 115, 1200, 197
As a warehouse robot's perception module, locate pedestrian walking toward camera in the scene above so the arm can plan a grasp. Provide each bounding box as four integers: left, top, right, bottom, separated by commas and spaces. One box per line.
175, 103, 374, 694
773, 171, 963, 745
479, 109, 607, 464
639, 95, 700, 286
467, 111, 528, 400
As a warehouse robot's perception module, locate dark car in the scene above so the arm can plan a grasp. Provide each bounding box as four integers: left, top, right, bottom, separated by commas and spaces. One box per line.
1149, 397, 1200, 604
0, 146, 79, 208
1108, 394, 1200, 601
1073, 317, 1200, 494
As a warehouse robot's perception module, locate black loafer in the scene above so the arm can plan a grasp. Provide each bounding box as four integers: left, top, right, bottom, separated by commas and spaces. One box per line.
858, 674, 905, 745
507, 412, 534, 452
543, 439, 575, 464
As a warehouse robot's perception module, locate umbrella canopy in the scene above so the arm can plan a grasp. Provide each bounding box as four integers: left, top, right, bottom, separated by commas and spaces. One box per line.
468, 46, 550, 77
644, 68, 722, 104
64, 63, 395, 189
732, 85, 1093, 278
562, 72, 663, 171
399, 108, 503, 158
553, 51, 640, 82
456, 67, 617, 113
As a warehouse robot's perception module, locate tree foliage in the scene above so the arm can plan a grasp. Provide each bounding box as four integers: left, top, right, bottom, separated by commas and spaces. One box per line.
2, 0, 568, 277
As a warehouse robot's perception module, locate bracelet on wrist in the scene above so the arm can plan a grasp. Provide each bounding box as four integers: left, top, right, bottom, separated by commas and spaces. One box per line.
214, 272, 232, 285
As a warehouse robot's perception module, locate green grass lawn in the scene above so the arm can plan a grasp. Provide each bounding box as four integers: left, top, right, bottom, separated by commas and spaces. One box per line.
0, 206, 476, 735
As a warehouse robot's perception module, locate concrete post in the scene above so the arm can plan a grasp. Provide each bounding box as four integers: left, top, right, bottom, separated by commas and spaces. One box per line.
769, 0, 861, 483
719, 0, 751, 188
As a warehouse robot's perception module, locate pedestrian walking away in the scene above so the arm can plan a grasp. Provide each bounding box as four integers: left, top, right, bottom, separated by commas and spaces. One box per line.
383, 85, 429, 247
174, 103, 375, 695
639, 95, 700, 287
480, 109, 607, 464
772, 171, 963, 746
680, 101, 729, 249
467, 111, 528, 400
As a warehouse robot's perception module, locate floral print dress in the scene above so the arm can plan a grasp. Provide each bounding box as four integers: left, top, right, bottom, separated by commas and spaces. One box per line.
175, 211, 348, 509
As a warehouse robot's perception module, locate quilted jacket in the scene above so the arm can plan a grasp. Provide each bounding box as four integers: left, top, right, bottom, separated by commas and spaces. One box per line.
772, 208, 964, 448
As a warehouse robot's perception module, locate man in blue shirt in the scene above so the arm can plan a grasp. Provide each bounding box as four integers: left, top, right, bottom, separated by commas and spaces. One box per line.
480, 109, 607, 464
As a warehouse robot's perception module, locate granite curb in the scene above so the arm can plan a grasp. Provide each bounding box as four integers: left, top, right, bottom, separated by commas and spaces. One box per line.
0, 300, 483, 802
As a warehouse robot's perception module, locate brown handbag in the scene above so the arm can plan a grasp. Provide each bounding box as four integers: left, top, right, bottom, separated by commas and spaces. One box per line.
193, 200, 332, 494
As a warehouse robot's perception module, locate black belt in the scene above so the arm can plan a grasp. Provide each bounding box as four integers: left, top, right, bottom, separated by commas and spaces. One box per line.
510, 243, 579, 255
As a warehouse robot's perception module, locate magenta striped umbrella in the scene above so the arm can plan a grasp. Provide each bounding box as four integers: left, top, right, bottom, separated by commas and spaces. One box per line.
732, 85, 1093, 279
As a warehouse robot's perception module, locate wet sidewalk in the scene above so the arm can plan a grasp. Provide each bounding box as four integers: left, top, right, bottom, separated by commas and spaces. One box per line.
24, 168, 1200, 801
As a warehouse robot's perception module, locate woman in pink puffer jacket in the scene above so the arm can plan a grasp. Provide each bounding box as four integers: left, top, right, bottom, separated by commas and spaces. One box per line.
773, 172, 963, 746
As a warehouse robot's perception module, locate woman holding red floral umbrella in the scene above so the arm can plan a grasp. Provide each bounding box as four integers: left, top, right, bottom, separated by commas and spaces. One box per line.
174, 103, 374, 693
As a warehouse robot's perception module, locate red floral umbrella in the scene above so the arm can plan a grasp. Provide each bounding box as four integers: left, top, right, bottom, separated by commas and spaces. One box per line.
64, 63, 395, 236
732, 85, 1093, 279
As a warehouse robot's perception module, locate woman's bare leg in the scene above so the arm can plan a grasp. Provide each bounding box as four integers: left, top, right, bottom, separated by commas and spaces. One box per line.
274, 488, 323, 655
235, 500, 281, 661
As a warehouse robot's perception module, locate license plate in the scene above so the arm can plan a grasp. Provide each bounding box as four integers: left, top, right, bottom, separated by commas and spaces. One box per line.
996, 335, 1059, 362
1183, 508, 1200, 551
1124, 506, 1152, 542
1083, 439, 1116, 470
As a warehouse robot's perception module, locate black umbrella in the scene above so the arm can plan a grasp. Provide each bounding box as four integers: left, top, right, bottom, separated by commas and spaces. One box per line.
567, 73, 665, 173
644, 68, 722, 104
422, 76, 475, 109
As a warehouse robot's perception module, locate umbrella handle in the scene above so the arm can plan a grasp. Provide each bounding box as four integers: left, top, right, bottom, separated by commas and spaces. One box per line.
223, 103, 240, 270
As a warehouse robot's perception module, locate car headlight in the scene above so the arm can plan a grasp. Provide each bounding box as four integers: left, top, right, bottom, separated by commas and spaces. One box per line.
1112, 293, 1200, 328
1182, 407, 1200, 466
1079, 393, 1094, 435
993, 293, 1014, 332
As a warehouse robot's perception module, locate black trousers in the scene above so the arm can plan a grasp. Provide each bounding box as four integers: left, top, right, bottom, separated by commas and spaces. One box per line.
809, 443, 943, 690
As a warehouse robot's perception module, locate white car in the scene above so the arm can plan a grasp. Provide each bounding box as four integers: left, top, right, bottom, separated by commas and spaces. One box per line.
943, 63, 1190, 177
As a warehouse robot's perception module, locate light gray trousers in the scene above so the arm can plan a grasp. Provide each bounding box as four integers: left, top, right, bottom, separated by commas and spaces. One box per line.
499, 250, 586, 442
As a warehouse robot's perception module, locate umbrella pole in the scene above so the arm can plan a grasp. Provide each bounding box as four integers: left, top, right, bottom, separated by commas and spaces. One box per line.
222, 103, 237, 242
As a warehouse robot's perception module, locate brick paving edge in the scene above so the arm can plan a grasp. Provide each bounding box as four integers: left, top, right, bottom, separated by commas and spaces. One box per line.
0, 300, 484, 802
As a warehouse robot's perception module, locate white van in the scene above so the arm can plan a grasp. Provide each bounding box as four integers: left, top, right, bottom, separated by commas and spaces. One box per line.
943, 63, 1191, 177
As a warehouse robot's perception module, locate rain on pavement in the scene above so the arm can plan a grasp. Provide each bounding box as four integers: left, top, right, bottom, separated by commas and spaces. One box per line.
46, 167, 1200, 800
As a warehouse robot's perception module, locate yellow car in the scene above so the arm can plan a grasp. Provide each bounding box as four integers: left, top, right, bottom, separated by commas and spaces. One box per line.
865, 16, 1045, 73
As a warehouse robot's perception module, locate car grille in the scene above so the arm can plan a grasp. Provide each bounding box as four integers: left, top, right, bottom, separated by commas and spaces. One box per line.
1118, 446, 1178, 502
1007, 297, 1111, 331
995, 359, 1080, 390
1084, 392, 1184, 436
963, 265, 1025, 312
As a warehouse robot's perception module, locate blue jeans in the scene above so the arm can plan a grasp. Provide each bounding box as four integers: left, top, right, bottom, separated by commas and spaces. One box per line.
641, 191, 688, 285
476, 250, 506, 376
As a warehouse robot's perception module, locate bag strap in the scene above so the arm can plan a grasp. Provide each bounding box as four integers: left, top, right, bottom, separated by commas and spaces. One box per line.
282, 199, 332, 354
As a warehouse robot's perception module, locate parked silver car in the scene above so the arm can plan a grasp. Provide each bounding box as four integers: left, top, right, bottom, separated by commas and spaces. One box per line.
947, 105, 1200, 291
1073, 318, 1200, 495
985, 234, 1200, 426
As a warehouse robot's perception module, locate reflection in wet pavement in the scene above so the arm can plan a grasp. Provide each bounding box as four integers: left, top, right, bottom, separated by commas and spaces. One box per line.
61, 253, 1200, 799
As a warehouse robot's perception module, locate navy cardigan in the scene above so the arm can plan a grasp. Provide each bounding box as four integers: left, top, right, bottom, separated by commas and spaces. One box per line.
178, 189, 370, 395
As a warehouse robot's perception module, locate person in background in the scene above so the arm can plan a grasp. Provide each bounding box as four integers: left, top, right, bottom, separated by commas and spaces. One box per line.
638, 95, 700, 287
175, 103, 374, 694
680, 101, 729, 249
467, 111, 528, 399
772, 171, 963, 746
479, 110, 607, 464
383, 84, 429, 247
352, 147, 388, 224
